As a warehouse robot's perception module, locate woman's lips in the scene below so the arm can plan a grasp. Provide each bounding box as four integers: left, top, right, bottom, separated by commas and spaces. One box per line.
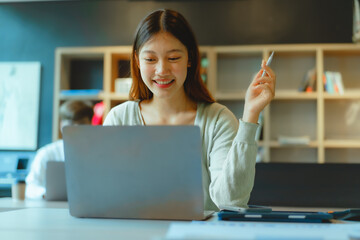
153, 79, 175, 88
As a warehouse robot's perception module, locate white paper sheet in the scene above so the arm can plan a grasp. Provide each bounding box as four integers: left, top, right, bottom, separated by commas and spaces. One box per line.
165, 221, 360, 240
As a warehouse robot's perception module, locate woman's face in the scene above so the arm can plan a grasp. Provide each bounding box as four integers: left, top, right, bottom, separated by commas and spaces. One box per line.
137, 32, 189, 100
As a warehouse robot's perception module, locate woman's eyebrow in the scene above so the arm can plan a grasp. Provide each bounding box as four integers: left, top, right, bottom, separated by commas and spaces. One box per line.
141, 49, 184, 54
167, 49, 184, 53
141, 50, 156, 54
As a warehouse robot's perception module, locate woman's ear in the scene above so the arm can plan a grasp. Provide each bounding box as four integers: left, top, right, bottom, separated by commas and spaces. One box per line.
187, 61, 191, 67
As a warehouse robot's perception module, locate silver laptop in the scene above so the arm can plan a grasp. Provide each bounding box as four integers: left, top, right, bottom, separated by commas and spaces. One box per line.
63, 125, 209, 220
45, 161, 67, 201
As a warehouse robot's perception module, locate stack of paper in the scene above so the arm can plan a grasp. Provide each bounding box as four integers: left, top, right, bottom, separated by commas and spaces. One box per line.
165, 221, 360, 240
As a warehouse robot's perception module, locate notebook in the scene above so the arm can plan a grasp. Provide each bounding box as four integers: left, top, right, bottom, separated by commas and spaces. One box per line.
45, 161, 67, 201
62, 125, 210, 220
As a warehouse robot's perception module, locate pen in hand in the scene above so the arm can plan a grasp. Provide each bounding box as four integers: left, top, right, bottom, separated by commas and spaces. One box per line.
261, 51, 274, 77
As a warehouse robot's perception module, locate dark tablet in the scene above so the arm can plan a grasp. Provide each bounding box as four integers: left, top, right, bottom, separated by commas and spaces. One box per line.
218, 210, 333, 223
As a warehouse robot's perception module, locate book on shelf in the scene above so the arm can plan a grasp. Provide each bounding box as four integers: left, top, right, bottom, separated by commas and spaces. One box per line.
298, 68, 316, 92
334, 72, 345, 94
323, 71, 345, 95
354, 0, 360, 43
200, 57, 208, 83
60, 89, 102, 96
324, 72, 335, 94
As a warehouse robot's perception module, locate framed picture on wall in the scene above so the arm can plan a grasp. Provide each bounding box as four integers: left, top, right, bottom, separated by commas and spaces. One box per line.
0, 62, 41, 150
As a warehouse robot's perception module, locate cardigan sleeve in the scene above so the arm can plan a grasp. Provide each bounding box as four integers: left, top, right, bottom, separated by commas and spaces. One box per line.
207, 107, 259, 208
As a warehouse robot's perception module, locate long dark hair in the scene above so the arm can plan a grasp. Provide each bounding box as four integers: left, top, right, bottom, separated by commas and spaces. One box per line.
129, 9, 214, 103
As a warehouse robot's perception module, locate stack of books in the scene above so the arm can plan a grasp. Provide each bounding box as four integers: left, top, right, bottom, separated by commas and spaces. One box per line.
298, 69, 345, 95
323, 71, 345, 95
298, 68, 316, 92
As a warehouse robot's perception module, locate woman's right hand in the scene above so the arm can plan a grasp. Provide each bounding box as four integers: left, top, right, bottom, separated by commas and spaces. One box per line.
242, 60, 276, 124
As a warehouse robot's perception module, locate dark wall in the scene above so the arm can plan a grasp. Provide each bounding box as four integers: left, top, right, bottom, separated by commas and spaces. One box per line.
0, 0, 353, 150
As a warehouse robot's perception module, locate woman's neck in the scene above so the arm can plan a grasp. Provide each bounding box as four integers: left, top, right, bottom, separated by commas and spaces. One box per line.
139, 92, 197, 125
151, 95, 196, 114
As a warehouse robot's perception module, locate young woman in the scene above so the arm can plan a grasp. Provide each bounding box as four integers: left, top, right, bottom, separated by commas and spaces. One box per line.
103, 9, 276, 211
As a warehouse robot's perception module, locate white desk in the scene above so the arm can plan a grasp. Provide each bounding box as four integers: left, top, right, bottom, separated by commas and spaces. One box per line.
0, 198, 358, 240
0, 208, 171, 240
0, 197, 68, 212
1, 208, 360, 240
0, 197, 211, 239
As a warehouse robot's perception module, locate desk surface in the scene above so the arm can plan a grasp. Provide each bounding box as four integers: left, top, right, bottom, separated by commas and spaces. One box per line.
0, 197, 345, 212
1, 208, 360, 240
0, 208, 173, 240
0, 198, 356, 240
0, 197, 68, 212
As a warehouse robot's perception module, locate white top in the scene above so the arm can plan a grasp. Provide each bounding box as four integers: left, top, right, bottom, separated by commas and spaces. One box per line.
25, 139, 64, 199
103, 101, 259, 211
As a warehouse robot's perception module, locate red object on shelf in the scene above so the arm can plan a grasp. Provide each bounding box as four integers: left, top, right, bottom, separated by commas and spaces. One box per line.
92, 101, 104, 125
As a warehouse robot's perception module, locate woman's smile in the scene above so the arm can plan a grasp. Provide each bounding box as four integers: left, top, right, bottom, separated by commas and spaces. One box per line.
153, 78, 175, 88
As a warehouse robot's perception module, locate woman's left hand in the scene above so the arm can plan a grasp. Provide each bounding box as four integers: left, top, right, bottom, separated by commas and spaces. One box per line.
242, 60, 276, 124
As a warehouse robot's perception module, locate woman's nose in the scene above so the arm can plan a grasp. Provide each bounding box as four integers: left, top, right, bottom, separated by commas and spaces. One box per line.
155, 60, 170, 75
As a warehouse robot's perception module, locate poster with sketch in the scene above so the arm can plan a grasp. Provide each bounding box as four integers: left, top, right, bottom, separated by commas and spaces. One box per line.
0, 62, 41, 150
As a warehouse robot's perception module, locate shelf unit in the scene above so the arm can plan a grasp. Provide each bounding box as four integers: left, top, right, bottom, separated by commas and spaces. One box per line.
53, 44, 360, 164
